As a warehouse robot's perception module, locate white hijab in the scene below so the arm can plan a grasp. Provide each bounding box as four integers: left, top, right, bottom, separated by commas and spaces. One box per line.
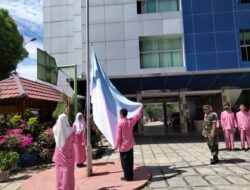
73, 113, 86, 132
53, 113, 74, 149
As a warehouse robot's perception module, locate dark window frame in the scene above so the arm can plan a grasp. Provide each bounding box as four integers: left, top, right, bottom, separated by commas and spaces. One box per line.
240, 30, 250, 61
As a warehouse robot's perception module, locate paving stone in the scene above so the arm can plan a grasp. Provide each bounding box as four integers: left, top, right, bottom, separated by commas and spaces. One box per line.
192, 187, 214, 190
174, 162, 190, 168
227, 167, 250, 175
169, 187, 192, 190
0, 182, 9, 189
167, 177, 187, 187
242, 174, 250, 181
149, 180, 168, 188
226, 175, 249, 185
1, 183, 22, 190
215, 185, 247, 190
195, 167, 216, 175
184, 176, 209, 186
188, 161, 207, 167
169, 157, 184, 163
205, 175, 230, 185
212, 167, 233, 175
181, 168, 198, 176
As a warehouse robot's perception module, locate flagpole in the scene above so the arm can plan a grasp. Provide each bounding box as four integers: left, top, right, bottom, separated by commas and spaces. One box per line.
85, 0, 92, 176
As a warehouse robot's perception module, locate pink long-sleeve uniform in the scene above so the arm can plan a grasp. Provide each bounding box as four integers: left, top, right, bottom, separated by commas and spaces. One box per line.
236, 111, 250, 130
221, 110, 236, 149
236, 111, 250, 149
53, 133, 75, 190
72, 125, 86, 164
221, 111, 236, 130
115, 112, 142, 152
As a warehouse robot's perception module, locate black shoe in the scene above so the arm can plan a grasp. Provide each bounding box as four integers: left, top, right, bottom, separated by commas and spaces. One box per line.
245, 148, 249, 151
76, 163, 85, 168
210, 159, 216, 165
241, 148, 245, 151
214, 156, 220, 163
120, 176, 133, 181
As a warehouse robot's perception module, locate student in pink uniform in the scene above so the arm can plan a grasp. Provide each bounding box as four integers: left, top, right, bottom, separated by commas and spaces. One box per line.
72, 113, 86, 168
220, 103, 237, 151
53, 108, 75, 190
236, 104, 250, 151
115, 105, 144, 181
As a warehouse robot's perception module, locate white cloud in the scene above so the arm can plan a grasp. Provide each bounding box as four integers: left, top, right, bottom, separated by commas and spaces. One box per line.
0, 0, 42, 24
0, 0, 43, 80
16, 63, 37, 81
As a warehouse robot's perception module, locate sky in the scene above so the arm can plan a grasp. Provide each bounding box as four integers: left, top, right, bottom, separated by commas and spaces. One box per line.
0, 0, 43, 80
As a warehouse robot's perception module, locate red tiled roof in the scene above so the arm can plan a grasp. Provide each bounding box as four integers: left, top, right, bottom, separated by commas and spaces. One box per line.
0, 75, 61, 102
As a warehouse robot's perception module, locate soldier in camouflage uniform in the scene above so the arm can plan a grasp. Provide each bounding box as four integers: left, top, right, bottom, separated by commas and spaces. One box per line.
202, 105, 219, 164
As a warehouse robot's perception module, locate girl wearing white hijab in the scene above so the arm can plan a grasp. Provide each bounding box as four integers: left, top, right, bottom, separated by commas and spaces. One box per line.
72, 112, 87, 168
53, 108, 75, 190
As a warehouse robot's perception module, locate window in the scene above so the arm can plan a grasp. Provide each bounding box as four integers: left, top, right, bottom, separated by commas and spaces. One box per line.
137, 0, 179, 14
238, 0, 250, 3
240, 31, 250, 61
139, 36, 183, 69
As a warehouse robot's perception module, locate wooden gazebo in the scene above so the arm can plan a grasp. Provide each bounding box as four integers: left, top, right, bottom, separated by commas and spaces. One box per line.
0, 75, 61, 119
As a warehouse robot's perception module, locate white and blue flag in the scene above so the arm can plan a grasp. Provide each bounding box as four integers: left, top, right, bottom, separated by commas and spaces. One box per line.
90, 51, 141, 147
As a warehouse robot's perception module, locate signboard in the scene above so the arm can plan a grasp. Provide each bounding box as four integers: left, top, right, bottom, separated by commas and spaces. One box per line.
37, 48, 58, 85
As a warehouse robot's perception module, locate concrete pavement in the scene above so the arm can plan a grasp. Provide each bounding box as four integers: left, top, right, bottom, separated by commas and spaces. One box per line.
100, 136, 250, 190
1, 136, 250, 190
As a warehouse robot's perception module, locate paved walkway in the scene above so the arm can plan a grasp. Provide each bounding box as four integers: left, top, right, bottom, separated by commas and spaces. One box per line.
1, 136, 250, 190
100, 136, 250, 190
20, 161, 149, 190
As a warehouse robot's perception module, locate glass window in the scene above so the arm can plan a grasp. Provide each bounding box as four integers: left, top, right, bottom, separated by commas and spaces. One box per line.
238, 0, 250, 3
240, 31, 250, 61
137, 0, 179, 14
147, 0, 157, 13
139, 36, 183, 69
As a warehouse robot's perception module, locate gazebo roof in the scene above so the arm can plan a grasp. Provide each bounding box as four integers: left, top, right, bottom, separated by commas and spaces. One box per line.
0, 75, 61, 102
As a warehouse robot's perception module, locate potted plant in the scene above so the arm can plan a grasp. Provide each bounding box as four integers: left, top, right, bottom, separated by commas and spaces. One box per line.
0, 151, 19, 182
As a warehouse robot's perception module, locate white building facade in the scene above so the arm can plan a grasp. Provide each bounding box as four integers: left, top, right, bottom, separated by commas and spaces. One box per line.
43, 0, 184, 92
44, 0, 250, 134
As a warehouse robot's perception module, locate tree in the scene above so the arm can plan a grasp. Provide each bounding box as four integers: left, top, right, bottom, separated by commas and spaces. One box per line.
52, 93, 83, 123
0, 8, 28, 80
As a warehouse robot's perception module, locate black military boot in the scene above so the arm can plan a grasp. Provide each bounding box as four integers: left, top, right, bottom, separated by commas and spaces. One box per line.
214, 156, 220, 163
210, 158, 216, 165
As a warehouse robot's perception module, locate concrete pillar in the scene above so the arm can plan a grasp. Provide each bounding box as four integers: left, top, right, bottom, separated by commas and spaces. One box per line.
136, 92, 144, 134
221, 89, 242, 109
179, 93, 188, 133
221, 90, 231, 108
163, 102, 168, 134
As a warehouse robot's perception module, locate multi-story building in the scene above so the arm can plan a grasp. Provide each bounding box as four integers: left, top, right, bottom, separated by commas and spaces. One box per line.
43, 0, 250, 134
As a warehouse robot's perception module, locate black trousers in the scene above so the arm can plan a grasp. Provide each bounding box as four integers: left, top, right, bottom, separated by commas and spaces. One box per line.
120, 148, 134, 180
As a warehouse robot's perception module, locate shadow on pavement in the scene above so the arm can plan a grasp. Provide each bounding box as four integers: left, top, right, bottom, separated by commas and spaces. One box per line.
93, 161, 115, 166
145, 165, 186, 182
9, 175, 32, 182
97, 185, 121, 190
218, 158, 246, 164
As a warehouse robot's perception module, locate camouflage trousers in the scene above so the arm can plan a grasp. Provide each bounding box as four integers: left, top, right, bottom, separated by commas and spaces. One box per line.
205, 135, 219, 157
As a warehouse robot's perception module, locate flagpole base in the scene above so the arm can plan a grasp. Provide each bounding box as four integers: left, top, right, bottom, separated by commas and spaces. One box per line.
86, 144, 93, 177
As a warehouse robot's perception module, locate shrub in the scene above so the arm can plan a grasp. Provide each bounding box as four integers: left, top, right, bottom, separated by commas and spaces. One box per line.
0, 129, 33, 153
10, 115, 23, 128
0, 151, 19, 171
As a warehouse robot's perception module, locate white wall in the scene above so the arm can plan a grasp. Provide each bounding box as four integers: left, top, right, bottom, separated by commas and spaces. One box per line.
43, 0, 184, 94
